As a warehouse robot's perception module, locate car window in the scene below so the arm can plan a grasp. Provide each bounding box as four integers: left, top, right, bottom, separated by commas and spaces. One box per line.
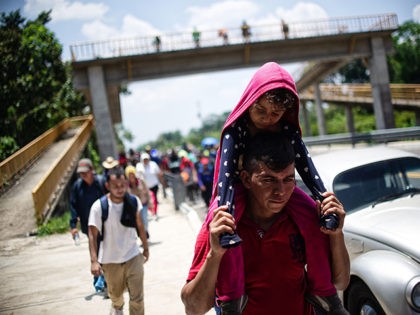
403, 157, 420, 188
333, 157, 420, 213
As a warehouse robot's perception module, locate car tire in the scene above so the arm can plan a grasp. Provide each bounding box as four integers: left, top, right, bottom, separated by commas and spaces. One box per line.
347, 280, 385, 315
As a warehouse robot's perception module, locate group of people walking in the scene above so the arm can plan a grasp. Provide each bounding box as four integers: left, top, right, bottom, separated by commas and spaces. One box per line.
69, 61, 351, 315
69, 152, 166, 314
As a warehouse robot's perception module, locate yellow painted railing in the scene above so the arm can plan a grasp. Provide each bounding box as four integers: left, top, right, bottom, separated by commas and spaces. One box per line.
31, 115, 93, 222
0, 119, 72, 188
300, 83, 420, 107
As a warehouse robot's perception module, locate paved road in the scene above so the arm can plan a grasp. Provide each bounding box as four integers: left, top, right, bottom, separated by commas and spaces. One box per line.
0, 194, 212, 315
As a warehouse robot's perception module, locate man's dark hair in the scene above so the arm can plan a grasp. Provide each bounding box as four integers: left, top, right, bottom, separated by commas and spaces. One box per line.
242, 132, 295, 173
106, 167, 125, 182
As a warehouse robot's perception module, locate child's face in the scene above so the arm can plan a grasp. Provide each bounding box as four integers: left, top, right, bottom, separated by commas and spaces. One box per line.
248, 96, 287, 130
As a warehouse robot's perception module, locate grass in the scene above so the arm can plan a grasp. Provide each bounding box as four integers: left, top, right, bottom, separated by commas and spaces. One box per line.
37, 211, 71, 236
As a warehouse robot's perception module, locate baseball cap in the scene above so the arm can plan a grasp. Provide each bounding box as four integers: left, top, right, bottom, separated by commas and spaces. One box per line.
141, 153, 150, 161
77, 158, 93, 173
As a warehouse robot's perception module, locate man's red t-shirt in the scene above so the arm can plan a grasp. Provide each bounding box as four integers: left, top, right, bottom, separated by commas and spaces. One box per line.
187, 210, 313, 315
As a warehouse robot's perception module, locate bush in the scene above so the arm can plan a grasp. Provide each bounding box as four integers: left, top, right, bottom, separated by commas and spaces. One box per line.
0, 136, 19, 161
37, 211, 71, 236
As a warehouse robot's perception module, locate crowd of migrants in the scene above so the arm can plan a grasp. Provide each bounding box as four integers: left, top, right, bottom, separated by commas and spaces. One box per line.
123, 143, 217, 208
71, 141, 218, 245
69, 141, 217, 314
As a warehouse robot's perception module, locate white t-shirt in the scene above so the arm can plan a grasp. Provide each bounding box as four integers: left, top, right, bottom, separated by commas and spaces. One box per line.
136, 161, 161, 188
88, 196, 141, 264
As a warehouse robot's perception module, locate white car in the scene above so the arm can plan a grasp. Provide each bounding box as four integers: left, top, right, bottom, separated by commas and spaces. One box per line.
298, 146, 420, 315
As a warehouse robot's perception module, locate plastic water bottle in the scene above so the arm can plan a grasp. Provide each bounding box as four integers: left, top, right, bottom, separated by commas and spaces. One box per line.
73, 232, 81, 246
94, 274, 105, 292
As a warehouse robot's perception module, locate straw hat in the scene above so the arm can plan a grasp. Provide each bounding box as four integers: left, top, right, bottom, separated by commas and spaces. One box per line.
102, 156, 119, 169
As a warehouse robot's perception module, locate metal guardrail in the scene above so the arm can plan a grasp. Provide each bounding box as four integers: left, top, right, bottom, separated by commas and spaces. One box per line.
0, 119, 73, 188
31, 115, 94, 223
70, 13, 398, 61
303, 126, 420, 146
163, 172, 186, 210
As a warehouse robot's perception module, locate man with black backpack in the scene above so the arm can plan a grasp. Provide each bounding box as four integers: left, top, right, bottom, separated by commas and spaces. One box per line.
70, 158, 107, 292
70, 158, 106, 239
88, 168, 149, 315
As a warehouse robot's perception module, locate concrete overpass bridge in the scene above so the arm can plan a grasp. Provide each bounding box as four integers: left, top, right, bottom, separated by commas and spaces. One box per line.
71, 13, 399, 160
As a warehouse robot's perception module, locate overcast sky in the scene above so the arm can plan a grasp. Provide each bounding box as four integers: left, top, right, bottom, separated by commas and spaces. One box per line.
2, 0, 419, 149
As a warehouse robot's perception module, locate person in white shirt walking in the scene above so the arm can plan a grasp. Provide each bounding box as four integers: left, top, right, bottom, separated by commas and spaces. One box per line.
88, 168, 149, 315
136, 153, 166, 219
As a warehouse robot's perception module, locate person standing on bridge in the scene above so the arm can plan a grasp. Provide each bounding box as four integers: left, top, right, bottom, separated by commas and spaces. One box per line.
281, 19, 289, 39
241, 21, 251, 43
186, 61, 348, 314
218, 28, 229, 45
192, 27, 201, 48
153, 35, 161, 52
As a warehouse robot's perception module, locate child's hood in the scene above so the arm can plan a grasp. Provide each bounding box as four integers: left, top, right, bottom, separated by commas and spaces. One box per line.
222, 62, 301, 135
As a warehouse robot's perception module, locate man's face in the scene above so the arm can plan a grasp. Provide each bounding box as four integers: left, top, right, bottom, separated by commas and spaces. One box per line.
241, 161, 295, 216
79, 170, 94, 184
106, 174, 127, 200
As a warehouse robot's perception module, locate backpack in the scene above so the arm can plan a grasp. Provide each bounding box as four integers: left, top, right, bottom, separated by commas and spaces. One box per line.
98, 193, 138, 241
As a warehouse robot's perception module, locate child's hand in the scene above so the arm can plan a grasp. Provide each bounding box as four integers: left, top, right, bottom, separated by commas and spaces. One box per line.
208, 205, 235, 257
317, 192, 346, 235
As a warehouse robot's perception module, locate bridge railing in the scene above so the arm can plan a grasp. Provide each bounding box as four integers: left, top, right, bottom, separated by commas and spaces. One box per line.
31, 115, 94, 223
303, 126, 420, 146
0, 118, 73, 189
70, 13, 398, 61
300, 83, 420, 107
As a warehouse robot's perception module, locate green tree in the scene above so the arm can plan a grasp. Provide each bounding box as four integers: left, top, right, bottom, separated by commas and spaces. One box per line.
337, 59, 370, 83
335, 21, 420, 84
389, 21, 420, 83
0, 10, 86, 159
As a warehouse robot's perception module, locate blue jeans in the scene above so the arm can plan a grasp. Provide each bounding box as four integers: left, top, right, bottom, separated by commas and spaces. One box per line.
140, 204, 148, 232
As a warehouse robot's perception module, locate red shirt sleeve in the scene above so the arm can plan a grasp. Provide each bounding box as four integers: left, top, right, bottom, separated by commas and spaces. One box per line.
187, 222, 211, 281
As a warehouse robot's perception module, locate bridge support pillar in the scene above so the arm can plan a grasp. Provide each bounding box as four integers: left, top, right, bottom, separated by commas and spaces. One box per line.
314, 83, 327, 135
87, 66, 118, 161
368, 37, 395, 129
344, 104, 355, 133
300, 101, 312, 136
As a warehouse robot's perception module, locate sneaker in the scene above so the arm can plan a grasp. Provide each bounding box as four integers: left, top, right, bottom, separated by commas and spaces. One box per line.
306, 292, 349, 315
219, 294, 248, 315
109, 307, 124, 315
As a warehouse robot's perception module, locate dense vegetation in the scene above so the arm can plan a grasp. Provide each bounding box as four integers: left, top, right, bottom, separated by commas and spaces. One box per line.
0, 10, 86, 160
1, 10, 419, 158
